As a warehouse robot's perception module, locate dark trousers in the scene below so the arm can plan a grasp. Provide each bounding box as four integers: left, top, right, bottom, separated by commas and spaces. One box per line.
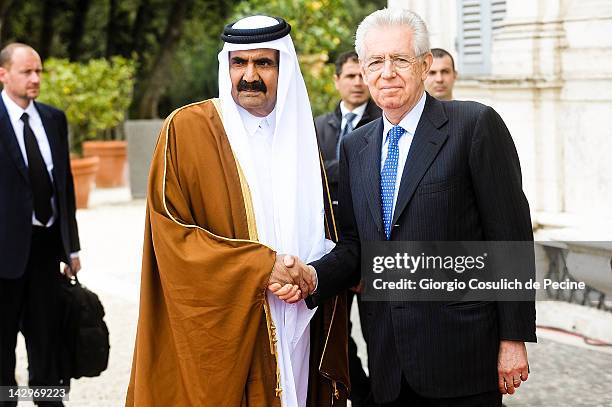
0, 225, 64, 407
381, 376, 502, 407
347, 290, 376, 406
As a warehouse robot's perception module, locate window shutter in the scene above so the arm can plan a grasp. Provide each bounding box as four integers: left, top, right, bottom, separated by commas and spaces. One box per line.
491, 0, 507, 32
457, 0, 506, 76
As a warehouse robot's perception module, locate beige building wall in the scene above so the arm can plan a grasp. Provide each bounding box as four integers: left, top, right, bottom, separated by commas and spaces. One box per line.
389, 0, 612, 239
388, 0, 457, 53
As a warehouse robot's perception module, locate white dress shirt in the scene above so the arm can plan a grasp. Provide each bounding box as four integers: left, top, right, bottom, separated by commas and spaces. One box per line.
380, 91, 426, 220
311, 94, 426, 291
2, 90, 57, 227
237, 105, 277, 244
339, 100, 367, 132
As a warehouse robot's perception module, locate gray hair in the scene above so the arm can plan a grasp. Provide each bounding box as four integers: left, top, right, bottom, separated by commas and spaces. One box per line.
355, 8, 430, 60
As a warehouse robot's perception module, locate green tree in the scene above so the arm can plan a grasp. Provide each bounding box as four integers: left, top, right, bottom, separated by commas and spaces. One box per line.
160, 0, 239, 116
0, 0, 384, 119
232, 0, 378, 116
0, 0, 238, 119
162, 0, 385, 116
37, 56, 136, 154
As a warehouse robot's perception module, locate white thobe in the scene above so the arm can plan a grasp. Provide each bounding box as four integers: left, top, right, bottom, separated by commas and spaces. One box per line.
237, 107, 321, 407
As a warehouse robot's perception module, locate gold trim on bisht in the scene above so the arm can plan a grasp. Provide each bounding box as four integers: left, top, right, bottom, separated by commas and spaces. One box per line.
212, 98, 282, 401
163, 98, 282, 401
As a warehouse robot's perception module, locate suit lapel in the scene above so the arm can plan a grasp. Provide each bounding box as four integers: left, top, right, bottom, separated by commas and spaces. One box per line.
0, 100, 29, 182
329, 103, 341, 129
359, 118, 384, 231
357, 100, 380, 127
324, 105, 341, 154
392, 95, 449, 226
34, 102, 66, 196
327, 115, 340, 131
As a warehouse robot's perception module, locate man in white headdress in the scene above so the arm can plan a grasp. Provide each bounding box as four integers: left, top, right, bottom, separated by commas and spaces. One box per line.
126, 15, 349, 407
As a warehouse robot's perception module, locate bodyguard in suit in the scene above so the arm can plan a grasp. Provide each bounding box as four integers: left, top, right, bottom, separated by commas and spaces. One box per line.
424, 48, 457, 102
301, 9, 536, 406
314, 50, 381, 407
315, 51, 381, 206
0, 43, 81, 407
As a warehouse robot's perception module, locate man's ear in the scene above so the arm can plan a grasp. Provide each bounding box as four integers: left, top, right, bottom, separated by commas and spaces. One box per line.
359, 65, 370, 86
333, 74, 340, 91
420, 52, 433, 81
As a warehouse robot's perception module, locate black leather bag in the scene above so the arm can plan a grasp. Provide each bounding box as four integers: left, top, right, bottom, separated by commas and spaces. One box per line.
58, 277, 110, 380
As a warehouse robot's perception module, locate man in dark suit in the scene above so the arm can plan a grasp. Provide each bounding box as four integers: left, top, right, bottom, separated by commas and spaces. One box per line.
0, 43, 81, 407
315, 51, 382, 206
424, 48, 457, 102
271, 8, 536, 406
314, 50, 381, 407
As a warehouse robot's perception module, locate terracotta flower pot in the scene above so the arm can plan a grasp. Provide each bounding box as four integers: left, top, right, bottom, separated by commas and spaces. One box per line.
70, 156, 100, 209
82, 140, 128, 188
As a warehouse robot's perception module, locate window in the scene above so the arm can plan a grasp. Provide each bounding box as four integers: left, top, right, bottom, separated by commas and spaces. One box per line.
457, 0, 507, 75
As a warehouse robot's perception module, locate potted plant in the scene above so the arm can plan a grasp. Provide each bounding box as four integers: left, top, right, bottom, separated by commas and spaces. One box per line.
38, 57, 136, 205
68, 154, 100, 209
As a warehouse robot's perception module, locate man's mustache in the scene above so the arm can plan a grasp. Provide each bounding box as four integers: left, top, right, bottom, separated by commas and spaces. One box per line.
238, 79, 267, 93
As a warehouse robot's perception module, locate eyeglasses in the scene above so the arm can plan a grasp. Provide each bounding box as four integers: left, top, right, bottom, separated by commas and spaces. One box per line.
364, 54, 422, 73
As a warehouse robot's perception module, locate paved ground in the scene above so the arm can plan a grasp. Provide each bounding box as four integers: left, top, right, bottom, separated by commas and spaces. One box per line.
13, 188, 612, 406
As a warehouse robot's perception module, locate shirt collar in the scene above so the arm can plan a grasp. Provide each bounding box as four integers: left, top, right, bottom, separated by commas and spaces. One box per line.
382, 91, 426, 142
1, 89, 36, 124
339, 100, 368, 119
237, 105, 276, 137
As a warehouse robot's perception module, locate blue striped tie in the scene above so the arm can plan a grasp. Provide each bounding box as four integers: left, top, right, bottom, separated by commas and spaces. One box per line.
380, 125, 405, 240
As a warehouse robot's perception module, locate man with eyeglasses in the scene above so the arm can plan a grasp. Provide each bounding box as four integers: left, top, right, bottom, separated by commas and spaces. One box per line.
314, 50, 381, 407
275, 8, 536, 407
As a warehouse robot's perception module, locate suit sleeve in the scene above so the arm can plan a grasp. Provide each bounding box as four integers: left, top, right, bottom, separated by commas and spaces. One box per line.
307, 138, 361, 308
60, 111, 81, 253
315, 114, 339, 187
469, 106, 536, 342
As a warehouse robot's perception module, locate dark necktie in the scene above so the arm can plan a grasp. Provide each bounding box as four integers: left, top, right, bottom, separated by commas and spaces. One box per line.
336, 112, 357, 160
22, 112, 53, 225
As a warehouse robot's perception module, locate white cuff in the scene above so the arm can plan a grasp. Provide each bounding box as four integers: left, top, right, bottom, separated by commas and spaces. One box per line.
308, 265, 318, 293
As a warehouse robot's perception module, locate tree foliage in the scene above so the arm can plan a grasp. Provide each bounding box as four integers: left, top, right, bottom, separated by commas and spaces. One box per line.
37, 57, 136, 154
0, 0, 384, 118
232, 0, 378, 116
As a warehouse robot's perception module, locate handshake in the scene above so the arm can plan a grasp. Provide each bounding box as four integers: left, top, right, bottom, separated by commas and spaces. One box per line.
267, 254, 317, 304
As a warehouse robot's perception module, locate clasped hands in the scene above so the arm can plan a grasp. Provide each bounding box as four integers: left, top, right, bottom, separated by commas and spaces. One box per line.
267, 254, 316, 303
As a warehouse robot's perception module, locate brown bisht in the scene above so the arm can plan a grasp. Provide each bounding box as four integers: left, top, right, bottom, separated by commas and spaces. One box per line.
126, 100, 349, 406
